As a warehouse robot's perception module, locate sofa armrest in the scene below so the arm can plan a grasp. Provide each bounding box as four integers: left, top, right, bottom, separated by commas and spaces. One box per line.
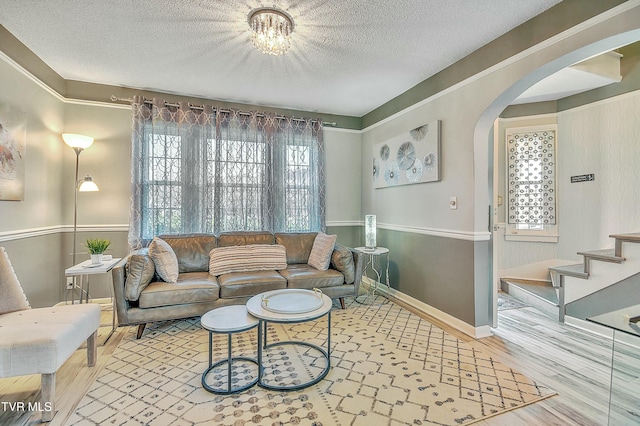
111, 256, 132, 326
351, 248, 364, 296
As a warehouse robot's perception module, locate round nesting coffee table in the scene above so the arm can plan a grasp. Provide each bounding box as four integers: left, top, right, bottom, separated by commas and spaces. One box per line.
246, 289, 332, 391
200, 305, 259, 394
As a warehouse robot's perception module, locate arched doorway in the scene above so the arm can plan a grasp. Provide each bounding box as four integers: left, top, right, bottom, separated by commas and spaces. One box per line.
473, 28, 640, 329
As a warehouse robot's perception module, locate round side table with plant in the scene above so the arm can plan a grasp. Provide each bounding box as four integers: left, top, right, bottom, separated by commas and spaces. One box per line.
85, 238, 111, 264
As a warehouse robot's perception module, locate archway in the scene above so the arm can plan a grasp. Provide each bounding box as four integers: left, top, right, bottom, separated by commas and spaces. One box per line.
473, 28, 640, 329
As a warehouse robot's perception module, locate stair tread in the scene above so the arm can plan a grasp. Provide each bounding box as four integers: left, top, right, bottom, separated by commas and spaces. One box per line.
609, 233, 640, 242
549, 263, 589, 279
576, 248, 625, 262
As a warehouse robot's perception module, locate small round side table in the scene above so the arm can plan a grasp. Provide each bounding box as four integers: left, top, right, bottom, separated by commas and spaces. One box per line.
354, 247, 390, 304
200, 305, 259, 394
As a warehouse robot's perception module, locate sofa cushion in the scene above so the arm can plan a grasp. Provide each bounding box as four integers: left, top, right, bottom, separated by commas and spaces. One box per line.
209, 244, 287, 276
125, 254, 156, 301
218, 270, 287, 298
330, 244, 355, 284
275, 232, 317, 264
0, 247, 30, 315
149, 237, 179, 283
307, 232, 337, 271
138, 272, 220, 308
279, 264, 344, 290
158, 234, 217, 273
218, 231, 275, 247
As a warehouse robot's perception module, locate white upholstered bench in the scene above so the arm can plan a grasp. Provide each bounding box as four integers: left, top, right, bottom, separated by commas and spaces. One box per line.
0, 248, 100, 422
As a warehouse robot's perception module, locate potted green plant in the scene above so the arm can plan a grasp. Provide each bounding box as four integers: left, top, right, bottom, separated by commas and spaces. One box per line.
85, 238, 111, 264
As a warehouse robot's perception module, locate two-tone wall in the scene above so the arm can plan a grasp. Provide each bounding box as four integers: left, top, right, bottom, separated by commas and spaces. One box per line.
2, 1, 640, 339
0, 55, 65, 307
0, 52, 363, 306
360, 1, 640, 336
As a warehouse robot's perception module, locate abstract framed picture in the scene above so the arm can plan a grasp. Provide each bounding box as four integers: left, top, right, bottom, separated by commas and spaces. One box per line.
373, 120, 441, 188
0, 104, 26, 201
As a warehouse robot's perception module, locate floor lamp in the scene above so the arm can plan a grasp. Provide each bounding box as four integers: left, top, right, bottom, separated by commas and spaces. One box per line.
62, 133, 98, 267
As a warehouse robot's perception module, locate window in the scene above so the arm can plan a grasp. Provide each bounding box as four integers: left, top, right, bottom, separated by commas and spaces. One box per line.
505, 125, 558, 242
143, 133, 182, 237
129, 99, 325, 249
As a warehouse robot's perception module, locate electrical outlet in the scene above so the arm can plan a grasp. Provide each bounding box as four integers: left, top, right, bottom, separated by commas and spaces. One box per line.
66, 277, 74, 290
449, 196, 457, 210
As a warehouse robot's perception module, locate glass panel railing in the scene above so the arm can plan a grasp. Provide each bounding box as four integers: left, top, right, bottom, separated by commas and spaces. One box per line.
588, 305, 640, 425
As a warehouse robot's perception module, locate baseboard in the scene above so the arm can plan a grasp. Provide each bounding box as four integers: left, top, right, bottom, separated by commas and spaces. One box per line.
365, 277, 492, 339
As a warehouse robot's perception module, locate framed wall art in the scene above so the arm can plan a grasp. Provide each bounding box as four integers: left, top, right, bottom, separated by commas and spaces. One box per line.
0, 104, 26, 201
373, 120, 441, 188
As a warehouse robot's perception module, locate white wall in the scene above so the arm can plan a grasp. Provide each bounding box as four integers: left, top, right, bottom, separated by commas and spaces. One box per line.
495, 90, 640, 272
324, 128, 362, 223
362, 99, 476, 233
0, 56, 64, 233
557, 90, 640, 256
62, 102, 132, 228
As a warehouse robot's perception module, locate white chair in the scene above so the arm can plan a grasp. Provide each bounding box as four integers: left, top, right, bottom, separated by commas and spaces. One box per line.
0, 247, 100, 422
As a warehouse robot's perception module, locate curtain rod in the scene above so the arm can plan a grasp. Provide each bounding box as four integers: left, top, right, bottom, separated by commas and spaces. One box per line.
110, 96, 337, 127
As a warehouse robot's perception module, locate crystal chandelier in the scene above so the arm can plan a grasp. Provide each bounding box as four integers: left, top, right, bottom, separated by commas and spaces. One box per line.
247, 7, 294, 55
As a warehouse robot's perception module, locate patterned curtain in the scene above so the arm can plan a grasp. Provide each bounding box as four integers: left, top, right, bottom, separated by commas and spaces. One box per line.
129, 96, 325, 249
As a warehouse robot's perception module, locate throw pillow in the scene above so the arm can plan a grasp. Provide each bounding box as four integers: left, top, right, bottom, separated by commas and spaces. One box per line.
330, 244, 355, 284
149, 237, 179, 283
0, 247, 31, 314
124, 254, 156, 301
308, 232, 337, 271
209, 244, 287, 276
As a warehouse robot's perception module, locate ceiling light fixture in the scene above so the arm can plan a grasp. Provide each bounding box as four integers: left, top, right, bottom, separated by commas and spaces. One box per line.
247, 7, 294, 56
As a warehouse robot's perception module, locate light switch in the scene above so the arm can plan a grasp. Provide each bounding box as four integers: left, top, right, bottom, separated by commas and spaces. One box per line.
450, 196, 457, 210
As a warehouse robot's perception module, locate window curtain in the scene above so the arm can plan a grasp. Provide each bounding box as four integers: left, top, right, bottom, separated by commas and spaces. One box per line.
129, 96, 325, 249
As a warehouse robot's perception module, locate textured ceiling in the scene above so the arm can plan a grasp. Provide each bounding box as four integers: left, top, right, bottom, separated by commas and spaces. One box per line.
0, 0, 562, 116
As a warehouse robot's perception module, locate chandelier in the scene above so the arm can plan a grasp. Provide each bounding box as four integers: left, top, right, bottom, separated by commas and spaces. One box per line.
247, 7, 294, 55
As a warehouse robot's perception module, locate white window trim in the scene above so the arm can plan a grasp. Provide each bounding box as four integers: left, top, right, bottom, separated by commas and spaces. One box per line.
505, 124, 559, 243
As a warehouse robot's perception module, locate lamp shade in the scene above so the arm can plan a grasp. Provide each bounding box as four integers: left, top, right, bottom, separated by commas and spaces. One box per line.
62, 133, 94, 150
365, 214, 376, 249
78, 175, 99, 192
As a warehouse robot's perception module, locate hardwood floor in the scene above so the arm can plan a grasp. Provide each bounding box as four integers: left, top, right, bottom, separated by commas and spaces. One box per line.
472, 299, 639, 425
1, 299, 637, 425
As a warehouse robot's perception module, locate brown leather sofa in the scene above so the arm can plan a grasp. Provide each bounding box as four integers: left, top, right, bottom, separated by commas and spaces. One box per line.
111, 232, 363, 338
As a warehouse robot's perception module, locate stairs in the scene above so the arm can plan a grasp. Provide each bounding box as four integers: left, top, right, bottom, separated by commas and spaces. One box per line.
500, 279, 559, 319
548, 233, 640, 322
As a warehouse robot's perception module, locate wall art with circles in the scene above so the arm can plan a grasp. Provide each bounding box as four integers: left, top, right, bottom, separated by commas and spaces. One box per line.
372, 120, 441, 188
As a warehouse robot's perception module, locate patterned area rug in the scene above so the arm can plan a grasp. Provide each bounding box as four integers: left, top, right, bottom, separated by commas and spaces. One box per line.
71, 297, 555, 425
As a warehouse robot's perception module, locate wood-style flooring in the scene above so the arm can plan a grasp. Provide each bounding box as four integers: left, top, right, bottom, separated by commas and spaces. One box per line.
1, 300, 638, 425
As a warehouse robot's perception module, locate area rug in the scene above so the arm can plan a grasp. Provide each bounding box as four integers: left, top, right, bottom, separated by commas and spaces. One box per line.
70, 297, 555, 425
